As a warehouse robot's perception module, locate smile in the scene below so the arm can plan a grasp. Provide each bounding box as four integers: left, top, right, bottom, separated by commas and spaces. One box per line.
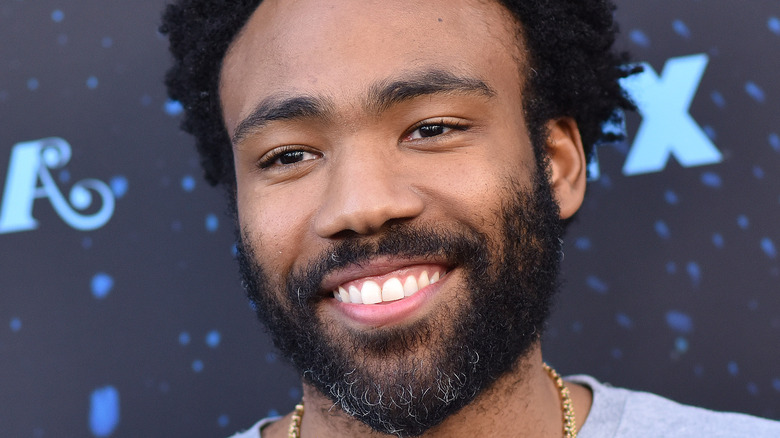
332, 266, 446, 304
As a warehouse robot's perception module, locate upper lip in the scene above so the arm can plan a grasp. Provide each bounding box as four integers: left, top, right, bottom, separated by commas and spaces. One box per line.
319, 256, 453, 293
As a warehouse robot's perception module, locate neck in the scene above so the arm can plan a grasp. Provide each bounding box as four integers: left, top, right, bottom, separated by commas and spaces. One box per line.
266, 345, 592, 438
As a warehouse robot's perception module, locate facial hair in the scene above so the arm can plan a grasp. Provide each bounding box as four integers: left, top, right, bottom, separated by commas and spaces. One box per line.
236, 166, 563, 437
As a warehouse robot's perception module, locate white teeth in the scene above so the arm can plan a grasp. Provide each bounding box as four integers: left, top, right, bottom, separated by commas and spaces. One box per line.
349, 285, 362, 304
403, 275, 419, 297
338, 286, 350, 303
333, 270, 445, 305
382, 277, 404, 302
418, 271, 430, 289
361, 280, 382, 304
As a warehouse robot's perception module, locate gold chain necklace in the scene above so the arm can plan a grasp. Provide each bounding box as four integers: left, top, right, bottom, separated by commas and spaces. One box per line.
287, 362, 576, 438
542, 362, 578, 438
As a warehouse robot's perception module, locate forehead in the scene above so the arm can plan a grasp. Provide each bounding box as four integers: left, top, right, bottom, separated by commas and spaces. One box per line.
219, 0, 524, 132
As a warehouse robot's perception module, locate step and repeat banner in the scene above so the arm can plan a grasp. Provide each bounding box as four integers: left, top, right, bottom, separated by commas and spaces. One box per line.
1, 1, 778, 436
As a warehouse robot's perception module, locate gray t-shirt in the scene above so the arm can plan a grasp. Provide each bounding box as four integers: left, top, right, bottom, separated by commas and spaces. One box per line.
228, 375, 780, 437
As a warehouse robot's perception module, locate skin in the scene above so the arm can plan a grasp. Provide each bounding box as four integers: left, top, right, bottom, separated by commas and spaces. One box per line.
219, 0, 591, 436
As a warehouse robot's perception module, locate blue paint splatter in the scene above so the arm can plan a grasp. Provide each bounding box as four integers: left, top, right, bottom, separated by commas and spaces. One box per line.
655, 220, 671, 239
664, 190, 679, 205
772, 378, 780, 392
712, 233, 724, 249
205, 214, 219, 232
672, 19, 691, 38
675, 337, 689, 353
753, 166, 765, 179
598, 173, 612, 189
205, 330, 221, 348
760, 237, 777, 259
666, 261, 677, 274
82, 237, 93, 249
51, 9, 64, 23
666, 310, 693, 334
89, 386, 120, 437
703, 125, 717, 141
10, 317, 22, 332
747, 382, 759, 396
218, 415, 230, 428
159, 381, 170, 393
91, 273, 114, 299
701, 172, 722, 188
192, 359, 204, 373
110, 176, 128, 198
86, 76, 99, 90
629, 29, 650, 47
586, 275, 608, 294
686, 262, 701, 287
574, 236, 591, 251
178, 331, 191, 346
710, 91, 726, 108
288, 387, 302, 400
27, 78, 39, 91
231, 243, 239, 258
101, 37, 113, 48
770, 133, 780, 152
737, 215, 750, 230
727, 361, 739, 376
181, 175, 195, 192
769, 16, 780, 35
267, 409, 280, 417
745, 81, 765, 103
265, 352, 278, 363
615, 313, 633, 329
164, 99, 184, 116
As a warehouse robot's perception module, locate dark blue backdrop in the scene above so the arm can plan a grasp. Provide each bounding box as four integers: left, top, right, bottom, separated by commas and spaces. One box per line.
1, 1, 778, 436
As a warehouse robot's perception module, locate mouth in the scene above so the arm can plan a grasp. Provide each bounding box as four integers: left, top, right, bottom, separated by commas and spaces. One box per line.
326, 263, 449, 305
331, 265, 447, 304
320, 260, 454, 327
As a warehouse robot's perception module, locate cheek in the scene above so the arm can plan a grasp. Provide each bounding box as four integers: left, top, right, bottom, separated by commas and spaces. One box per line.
237, 185, 319, 273
424, 146, 533, 224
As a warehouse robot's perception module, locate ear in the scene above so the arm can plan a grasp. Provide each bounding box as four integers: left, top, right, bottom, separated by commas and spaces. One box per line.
545, 118, 587, 220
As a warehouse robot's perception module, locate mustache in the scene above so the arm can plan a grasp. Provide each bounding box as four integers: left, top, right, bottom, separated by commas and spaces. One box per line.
275, 222, 490, 306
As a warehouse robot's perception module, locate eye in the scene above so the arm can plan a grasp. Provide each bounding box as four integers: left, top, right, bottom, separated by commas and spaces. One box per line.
403, 119, 465, 141
258, 146, 319, 169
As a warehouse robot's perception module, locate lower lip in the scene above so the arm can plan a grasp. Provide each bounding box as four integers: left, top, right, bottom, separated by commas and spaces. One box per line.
324, 274, 448, 328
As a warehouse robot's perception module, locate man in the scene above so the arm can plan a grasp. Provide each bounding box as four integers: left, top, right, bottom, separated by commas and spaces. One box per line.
161, 1, 780, 437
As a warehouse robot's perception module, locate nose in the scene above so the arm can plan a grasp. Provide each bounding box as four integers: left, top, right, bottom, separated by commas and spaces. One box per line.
313, 152, 425, 237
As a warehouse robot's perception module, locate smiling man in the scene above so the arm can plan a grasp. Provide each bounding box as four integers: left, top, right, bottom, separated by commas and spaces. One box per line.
161, 1, 779, 437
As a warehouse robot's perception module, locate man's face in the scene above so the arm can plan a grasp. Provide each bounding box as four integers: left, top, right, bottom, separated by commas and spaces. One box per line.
220, 0, 572, 435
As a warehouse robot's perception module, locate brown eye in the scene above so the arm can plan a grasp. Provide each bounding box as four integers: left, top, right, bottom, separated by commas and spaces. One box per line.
418, 125, 447, 137
407, 124, 453, 140
259, 148, 319, 169
278, 151, 307, 165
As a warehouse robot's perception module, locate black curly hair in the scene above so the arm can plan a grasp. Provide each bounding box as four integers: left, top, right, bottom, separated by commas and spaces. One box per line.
161, 0, 635, 189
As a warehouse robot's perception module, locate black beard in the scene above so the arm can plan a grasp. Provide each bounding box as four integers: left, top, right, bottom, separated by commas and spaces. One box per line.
236, 168, 563, 437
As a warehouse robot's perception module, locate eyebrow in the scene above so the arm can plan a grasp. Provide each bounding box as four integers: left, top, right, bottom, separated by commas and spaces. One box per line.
232, 94, 330, 145
231, 69, 496, 145
367, 69, 496, 114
